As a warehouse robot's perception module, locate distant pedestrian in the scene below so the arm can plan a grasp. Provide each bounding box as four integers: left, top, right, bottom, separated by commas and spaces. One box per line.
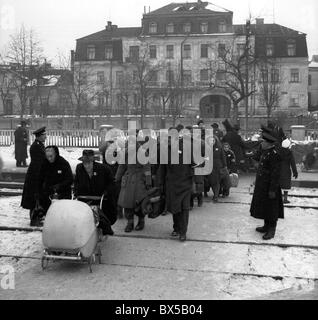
219, 142, 236, 197
21, 127, 47, 227
279, 139, 298, 203
250, 126, 284, 240
211, 123, 223, 140
14, 120, 29, 167
222, 120, 247, 173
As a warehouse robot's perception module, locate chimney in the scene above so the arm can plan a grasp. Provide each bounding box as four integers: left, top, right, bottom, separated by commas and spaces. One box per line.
256, 18, 264, 25
106, 21, 112, 30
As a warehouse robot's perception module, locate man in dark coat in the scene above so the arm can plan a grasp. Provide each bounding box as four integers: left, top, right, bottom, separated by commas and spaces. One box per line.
222, 120, 247, 172
74, 150, 117, 236
157, 125, 195, 242
211, 123, 224, 140
38, 146, 73, 212
14, 120, 29, 167
250, 126, 284, 240
21, 127, 47, 226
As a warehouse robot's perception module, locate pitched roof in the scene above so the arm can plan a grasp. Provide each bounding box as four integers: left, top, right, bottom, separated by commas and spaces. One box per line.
146, 1, 231, 15
234, 23, 306, 36
77, 27, 141, 41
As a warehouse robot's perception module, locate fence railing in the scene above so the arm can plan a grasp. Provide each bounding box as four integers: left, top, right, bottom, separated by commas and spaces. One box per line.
0, 130, 101, 147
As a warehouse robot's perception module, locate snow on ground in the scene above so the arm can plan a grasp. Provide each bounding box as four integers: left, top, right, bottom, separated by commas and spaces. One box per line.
0, 146, 95, 173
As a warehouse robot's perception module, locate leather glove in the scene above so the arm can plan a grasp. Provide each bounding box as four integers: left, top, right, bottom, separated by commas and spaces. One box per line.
268, 191, 276, 199
293, 172, 298, 179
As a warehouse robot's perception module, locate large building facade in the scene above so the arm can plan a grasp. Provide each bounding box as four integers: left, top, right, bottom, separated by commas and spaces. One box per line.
73, 1, 309, 122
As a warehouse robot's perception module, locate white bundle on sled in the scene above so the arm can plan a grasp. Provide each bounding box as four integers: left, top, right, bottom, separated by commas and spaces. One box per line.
42, 200, 98, 258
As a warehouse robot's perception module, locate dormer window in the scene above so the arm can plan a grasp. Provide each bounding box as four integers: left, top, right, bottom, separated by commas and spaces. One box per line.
266, 43, 274, 56
149, 22, 157, 34
218, 20, 227, 33
183, 23, 191, 33
166, 23, 174, 33
87, 45, 95, 60
200, 22, 208, 34
105, 45, 113, 60
287, 40, 296, 56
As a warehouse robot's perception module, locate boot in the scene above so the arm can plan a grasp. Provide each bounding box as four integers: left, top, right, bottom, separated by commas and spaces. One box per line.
179, 234, 187, 242
263, 227, 276, 240
190, 197, 194, 210
256, 220, 270, 233
135, 216, 145, 231
283, 191, 290, 204
124, 218, 134, 233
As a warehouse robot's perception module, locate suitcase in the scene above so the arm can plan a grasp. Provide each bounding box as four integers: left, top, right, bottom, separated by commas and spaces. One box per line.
229, 173, 239, 188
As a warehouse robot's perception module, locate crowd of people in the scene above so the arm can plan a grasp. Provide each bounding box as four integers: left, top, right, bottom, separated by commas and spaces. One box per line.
18, 118, 299, 242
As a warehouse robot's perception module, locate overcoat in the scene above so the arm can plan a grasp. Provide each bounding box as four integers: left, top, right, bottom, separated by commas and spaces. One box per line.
250, 147, 284, 221
74, 161, 117, 225
21, 139, 45, 209
115, 145, 152, 210
14, 127, 28, 161
38, 154, 73, 210
279, 148, 297, 190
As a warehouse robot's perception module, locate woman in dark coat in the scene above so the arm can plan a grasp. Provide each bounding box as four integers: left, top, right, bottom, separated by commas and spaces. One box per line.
205, 136, 226, 202
250, 127, 284, 240
21, 127, 47, 226
279, 140, 298, 203
38, 146, 73, 212
115, 135, 152, 233
14, 120, 28, 167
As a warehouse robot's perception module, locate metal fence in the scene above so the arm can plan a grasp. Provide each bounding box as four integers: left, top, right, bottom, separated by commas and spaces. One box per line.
0, 130, 101, 147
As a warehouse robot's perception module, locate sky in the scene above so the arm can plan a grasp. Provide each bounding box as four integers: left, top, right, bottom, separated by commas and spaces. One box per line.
0, 0, 317, 65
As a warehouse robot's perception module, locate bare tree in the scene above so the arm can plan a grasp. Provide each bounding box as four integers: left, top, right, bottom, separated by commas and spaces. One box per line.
3, 25, 45, 117
129, 43, 163, 128
207, 40, 257, 124
257, 57, 282, 119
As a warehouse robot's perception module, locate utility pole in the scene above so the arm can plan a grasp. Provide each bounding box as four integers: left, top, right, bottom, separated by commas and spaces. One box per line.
244, 18, 251, 136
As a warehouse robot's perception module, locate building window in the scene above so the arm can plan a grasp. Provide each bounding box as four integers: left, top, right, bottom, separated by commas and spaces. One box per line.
271, 68, 279, 83
216, 70, 226, 81
289, 93, 299, 107
79, 71, 87, 85
290, 69, 299, 83
129, 46, 139, 62
218, 43, 226, 57
200, 22, 208, 33
98, 94, 105, 107
105, 45, 113, 60
116, 93, 124, 109
308, 92, 311, 107
133, 93, 140, 108
183, 70, 192, 85
166, 23, 174, 33
149, 45, 157, 59
266, 43, 274, 56
116, 71, 124, 86
184, 92, 192, 106
183, 23, 191, 33
237, 43, 245, 56
218, 20, 227, 33
166, 70, 174, 83
200, 69, 209, 82
149, 22, 157, 34
287, 40, 296, 56
97, 71, 105, 83
201, 44, 208, 58
166, 45, 174, 59
261, 69, 268, 82
183, 44, 191, 59
309, 74, 312, 86
87, 45, 95, 60
133, 70, 138, 81
148, 70, 158, 85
